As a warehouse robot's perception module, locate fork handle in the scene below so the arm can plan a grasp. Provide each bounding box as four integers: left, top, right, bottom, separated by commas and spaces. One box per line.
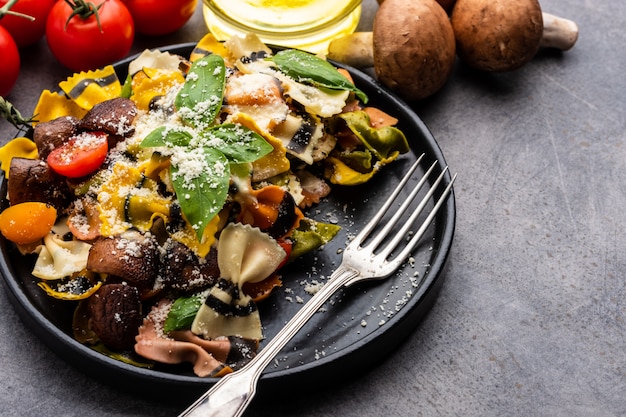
178, 266, 359, 417
178, 366, 257, 417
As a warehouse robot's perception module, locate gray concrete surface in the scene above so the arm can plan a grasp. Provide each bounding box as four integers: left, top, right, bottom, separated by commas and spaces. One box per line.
1, 0, 625, 416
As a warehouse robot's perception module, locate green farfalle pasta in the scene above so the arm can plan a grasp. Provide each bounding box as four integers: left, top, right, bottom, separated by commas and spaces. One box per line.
339, 111, 409, 160
324, 110, 410, 185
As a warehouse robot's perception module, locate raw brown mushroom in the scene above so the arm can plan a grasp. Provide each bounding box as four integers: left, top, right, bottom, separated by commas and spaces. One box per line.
377, 0, 456, 14
328, 0, 456, 101
450, 0, 579, 72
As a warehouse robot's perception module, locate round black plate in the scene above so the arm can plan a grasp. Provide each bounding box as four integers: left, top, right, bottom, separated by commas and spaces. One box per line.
0, 43, 456, 402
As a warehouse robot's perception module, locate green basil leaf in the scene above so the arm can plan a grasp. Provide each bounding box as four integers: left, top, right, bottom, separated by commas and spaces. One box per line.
199, 124, 274, 163
140, 126, 193, 148
175, 54, 226, 129
270, 49, 368, 103
121, 73, 133, 99
170, 147, 230, 239
163, 295, 202, 332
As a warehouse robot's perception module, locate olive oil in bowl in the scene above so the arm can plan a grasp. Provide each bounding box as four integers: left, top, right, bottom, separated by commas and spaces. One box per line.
202, 0, 362, 54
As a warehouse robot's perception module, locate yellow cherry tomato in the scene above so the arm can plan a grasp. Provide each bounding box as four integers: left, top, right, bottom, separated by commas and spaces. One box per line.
0, 202, 57, 245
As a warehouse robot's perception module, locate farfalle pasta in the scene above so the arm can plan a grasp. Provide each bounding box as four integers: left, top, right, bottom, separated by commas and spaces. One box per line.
0, 33, 409, 376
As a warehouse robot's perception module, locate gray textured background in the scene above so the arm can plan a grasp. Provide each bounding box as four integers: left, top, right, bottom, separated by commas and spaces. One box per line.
1, 0, 625, 415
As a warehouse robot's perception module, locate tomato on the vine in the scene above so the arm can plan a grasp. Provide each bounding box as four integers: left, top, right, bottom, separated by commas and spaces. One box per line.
46, 0, 134, 72
122, 0, 197, 36
0, 0, 56, 47
0, 25, 19, 97
47, 131, 109, 178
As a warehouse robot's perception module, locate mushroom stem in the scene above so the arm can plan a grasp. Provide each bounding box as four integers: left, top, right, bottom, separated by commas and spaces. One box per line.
328, 12, 579, 69
540, 12, 579, 51
327, 32, 374, 68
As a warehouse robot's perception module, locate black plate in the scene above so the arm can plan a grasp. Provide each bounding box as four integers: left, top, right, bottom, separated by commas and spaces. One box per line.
0, 43, 456, 402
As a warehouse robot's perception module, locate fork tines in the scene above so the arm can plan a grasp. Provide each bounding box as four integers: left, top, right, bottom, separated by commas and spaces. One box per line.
354, 153, 456, 269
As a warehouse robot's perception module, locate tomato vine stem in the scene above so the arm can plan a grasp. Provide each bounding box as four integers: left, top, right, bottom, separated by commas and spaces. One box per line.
0, 97, 36, 130
0, 0, 35, 21
64, 0, 104, 32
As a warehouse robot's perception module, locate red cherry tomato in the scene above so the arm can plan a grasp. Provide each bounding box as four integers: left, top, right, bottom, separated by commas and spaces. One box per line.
0, 0, 56, 47
122, 0, 197, 36
0, 25, 19, 96
45, 0, 134, 72
47, 131, 109, 178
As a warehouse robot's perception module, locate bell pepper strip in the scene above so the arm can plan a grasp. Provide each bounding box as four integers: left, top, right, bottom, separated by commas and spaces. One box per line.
0, 137, 38, 178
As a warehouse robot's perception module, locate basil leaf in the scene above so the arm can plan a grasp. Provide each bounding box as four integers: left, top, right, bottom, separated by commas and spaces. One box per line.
270, 49, 368, 103
121, 73, 133, 99
170, 147, 230, 239
199, 124, 274, 163
175, 54, 226, 129
141, 126, 193, 148
164, 295, 202, 332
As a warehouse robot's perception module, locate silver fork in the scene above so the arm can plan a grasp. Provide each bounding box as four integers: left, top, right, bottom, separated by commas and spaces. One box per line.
178, 154, 457, 417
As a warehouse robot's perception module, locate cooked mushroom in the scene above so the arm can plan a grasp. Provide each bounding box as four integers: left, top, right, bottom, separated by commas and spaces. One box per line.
87, 283, 142, 350
86, 231, 160, 289
32, 116, 79, 159
162, 240, 220, 292
450, 0, 579, 71
328, 0, 456, 101
78, 97, 138, 140
7, 157, 72, 210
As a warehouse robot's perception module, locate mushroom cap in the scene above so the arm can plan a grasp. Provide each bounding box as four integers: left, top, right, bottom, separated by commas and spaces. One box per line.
86, 231, 160, 288
451, 0, 544, 72
373, 0, 456, 101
